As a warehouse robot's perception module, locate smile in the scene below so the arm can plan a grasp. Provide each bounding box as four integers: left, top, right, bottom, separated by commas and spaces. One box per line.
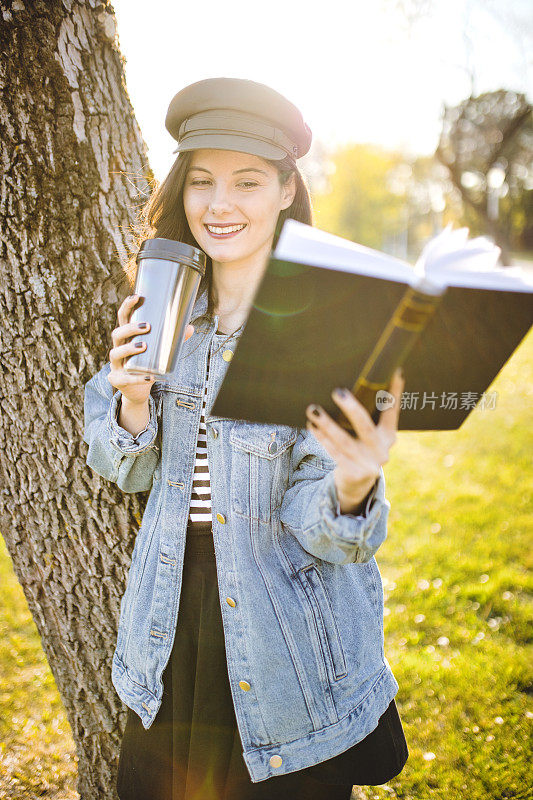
204, 223, 247, 238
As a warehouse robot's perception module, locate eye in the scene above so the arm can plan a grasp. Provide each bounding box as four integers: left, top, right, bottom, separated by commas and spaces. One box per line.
188, 179, 259, 188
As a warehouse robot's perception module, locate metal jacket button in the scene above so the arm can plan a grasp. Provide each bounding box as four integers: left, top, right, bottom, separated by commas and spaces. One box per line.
239, 680, 251, 691
222, 349, 233, 361
216, 512, 226, 524
226, 597, 236, 607
270, 755, 283, 768
268, 441, 278, 454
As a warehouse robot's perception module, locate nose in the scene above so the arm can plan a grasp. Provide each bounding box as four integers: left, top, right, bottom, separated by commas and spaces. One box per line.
208, 184, 234, 215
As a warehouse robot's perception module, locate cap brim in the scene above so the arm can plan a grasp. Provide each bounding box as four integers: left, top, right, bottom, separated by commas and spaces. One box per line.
172, 132, 287, 160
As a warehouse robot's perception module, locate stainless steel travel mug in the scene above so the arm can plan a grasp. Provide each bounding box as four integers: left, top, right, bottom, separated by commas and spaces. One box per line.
124, 238, 207, 378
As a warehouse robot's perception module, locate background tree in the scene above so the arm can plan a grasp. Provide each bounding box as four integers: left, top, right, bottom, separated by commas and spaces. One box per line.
312, 143, 406, 251
386, 154, 463, 259
436, 89, 532, 264
0, 1, 152, 797
312, 94, 533, 266
311, 143, 461, 259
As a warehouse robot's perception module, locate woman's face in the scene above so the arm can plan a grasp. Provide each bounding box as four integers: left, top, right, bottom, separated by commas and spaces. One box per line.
183, 149, 296, 267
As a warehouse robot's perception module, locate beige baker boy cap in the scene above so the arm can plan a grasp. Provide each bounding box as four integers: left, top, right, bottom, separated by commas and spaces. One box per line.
165, 77, 312, 161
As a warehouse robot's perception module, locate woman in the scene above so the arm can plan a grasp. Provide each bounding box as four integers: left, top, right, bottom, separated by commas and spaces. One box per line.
83, 77, 408, 800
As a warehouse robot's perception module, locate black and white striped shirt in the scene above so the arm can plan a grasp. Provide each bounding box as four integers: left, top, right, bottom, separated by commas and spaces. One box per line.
187, 331, 227, 533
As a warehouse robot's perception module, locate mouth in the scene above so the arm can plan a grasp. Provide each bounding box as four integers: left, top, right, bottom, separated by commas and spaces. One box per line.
204, 223, 247, 239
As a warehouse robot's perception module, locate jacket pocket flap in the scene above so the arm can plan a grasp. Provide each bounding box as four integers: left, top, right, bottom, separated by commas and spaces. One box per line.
230, 423, 298, 459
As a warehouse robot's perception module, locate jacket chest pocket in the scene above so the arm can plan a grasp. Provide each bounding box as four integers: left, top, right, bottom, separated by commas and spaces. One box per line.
230, 423, 298, 523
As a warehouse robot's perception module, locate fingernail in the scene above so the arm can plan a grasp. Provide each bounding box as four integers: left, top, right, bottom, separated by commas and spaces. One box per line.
135, 341, 144, 348
333, 387, 349, 398
144, 375, 152, 381
139, 322, 148, 329
308, 404, 321, 417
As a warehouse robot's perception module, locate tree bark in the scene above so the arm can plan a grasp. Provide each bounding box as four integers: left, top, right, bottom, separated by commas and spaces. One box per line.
0, 1, 153, 796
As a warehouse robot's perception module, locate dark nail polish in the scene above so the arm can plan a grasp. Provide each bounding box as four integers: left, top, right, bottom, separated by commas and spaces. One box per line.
139, 322, 148, 329
311, 405, 321, 417
135, 341, 144, 348
334, 388, 349, 398
144, 376, 151, 381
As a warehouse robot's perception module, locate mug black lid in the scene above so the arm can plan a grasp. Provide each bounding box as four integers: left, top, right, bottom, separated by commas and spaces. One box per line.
137, 237, 206, 273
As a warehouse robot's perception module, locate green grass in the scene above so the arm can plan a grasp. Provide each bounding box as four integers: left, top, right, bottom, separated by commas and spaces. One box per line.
1, 331, 532, 799
374, 328, 533, 800
0, 547, 79, 798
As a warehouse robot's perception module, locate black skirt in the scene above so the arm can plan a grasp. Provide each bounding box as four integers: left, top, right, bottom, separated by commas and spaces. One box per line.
116, 529, 408, 800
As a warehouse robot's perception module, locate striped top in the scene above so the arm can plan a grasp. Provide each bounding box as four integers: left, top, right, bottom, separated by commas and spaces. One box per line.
187, 331, 227, 533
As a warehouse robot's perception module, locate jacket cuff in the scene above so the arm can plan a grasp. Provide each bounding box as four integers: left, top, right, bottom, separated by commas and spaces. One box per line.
334, 476, 380, 518
107, 391, 159, 455
319, 469, 384, 546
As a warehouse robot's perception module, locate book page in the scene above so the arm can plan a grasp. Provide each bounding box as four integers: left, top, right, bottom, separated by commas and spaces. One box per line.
417, 225, 533, 293
274, 219, 533, 294
274, 218, 414, 284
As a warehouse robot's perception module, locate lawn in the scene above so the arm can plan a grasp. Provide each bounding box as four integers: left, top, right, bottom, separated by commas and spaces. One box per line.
1, 330, 532, 799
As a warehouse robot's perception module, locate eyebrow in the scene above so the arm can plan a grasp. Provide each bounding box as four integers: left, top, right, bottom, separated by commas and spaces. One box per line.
186, 166, 268, 176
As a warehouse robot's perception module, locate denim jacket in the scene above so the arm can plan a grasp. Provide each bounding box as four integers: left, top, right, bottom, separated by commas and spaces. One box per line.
83, 289, 399, 783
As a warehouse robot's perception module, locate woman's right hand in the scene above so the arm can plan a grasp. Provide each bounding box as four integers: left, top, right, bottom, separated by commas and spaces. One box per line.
107, 294, 195, 405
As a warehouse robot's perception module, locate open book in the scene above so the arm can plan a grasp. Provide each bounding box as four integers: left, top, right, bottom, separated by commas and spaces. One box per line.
211, 221, 533, 431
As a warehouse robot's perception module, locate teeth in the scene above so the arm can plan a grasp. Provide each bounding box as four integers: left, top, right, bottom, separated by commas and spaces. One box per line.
206, 224, 246, 234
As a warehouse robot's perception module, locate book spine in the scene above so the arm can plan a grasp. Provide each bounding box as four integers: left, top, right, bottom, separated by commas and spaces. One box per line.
334, 285, 444, 434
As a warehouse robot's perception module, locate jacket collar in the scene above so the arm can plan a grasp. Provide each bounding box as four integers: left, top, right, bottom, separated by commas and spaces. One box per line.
191, 287, 209, 324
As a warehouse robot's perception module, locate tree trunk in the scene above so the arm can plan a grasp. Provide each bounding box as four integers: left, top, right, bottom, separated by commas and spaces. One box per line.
0, 1, 153, 796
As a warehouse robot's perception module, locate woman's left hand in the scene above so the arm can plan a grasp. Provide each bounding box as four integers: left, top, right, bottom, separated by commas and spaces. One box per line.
305, 368, 405, 514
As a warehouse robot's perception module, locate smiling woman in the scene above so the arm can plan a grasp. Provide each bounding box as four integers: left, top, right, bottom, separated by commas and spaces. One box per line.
85, 76, 409, 800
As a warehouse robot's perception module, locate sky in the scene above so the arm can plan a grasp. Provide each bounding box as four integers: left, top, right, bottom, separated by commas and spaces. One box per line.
112, 0, 532, 182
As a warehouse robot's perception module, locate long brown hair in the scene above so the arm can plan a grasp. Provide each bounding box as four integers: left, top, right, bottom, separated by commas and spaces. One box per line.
95, 149, 313, 337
